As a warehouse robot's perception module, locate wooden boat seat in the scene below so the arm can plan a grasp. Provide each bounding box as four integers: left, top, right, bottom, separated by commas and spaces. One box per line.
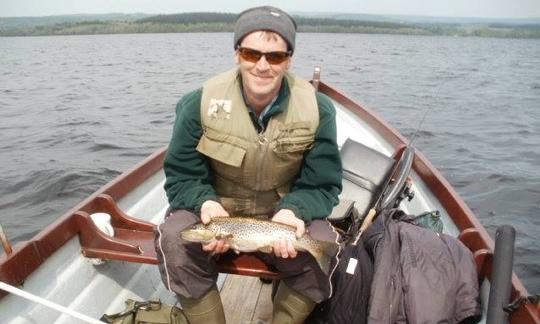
78, 194, 280, 279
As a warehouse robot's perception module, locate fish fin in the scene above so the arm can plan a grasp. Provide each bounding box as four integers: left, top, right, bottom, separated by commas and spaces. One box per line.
258, 246, 273, 254
311, 241, 340, 276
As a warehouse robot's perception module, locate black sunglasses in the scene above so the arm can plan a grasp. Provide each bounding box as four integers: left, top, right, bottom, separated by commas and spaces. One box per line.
237, 47, 291, 65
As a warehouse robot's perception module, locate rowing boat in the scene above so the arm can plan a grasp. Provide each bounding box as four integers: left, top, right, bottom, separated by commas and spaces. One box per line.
1, 74, 538, 323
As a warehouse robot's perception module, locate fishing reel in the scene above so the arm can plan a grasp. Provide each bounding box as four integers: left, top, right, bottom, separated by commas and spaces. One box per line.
390, 176, 415, 209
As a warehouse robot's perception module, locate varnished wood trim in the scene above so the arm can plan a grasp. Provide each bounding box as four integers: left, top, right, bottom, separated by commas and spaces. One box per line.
0, 147, 167, 289
319, 82, 407, 148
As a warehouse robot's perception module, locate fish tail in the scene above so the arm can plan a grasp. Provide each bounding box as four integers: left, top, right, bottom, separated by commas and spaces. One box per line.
309, 241, 339, 276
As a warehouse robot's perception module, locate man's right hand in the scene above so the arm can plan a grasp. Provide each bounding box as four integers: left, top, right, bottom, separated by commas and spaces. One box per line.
200, 200, 230, 254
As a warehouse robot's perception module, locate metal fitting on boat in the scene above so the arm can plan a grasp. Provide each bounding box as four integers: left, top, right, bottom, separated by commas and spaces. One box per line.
0, 223, 13, 256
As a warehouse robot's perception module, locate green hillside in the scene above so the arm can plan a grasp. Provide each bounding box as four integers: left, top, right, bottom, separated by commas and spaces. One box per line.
1, 12, 539, 38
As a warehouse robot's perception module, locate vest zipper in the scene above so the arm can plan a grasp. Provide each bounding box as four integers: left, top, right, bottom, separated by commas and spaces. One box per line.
254, 132, 269, 215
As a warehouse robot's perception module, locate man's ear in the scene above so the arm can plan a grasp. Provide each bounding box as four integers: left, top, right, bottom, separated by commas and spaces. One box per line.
234, 51, 240, 65
285, 57, 292, 70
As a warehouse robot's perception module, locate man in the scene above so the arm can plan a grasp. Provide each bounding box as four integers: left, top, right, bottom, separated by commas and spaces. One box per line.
155, 6, 342, 324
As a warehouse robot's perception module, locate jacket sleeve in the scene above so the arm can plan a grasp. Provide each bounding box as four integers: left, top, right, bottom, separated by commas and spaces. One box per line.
276, 92, 343, 221
163, 89, 218, 213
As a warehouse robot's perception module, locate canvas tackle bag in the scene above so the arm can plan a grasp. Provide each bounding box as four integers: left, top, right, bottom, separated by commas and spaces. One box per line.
406, 210, 444, 233
100, 299, 188, 324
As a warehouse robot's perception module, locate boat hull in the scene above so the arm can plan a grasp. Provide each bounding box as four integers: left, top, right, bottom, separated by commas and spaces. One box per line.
1, 81, 538, 323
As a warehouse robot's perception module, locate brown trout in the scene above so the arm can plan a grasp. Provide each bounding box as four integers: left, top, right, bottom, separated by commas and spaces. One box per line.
180, 217, 339, 275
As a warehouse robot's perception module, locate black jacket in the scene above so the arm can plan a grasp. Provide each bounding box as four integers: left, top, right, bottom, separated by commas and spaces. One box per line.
364, 209, 482, 324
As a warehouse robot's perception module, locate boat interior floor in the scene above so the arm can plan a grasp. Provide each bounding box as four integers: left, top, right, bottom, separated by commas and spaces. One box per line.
220, 274, 273, 324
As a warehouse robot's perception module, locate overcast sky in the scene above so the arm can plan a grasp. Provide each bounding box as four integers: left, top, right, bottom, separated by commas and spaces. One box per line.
2, 0, 540, 18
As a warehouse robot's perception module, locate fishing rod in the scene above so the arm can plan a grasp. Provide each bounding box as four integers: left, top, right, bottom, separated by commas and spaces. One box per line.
0, 281, 106, 324
351, 102, 433, 245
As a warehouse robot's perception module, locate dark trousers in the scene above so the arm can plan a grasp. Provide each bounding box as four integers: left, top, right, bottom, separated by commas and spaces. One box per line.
154, 209, 340, 303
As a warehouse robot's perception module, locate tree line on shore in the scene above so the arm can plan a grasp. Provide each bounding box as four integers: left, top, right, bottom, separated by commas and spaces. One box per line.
1, 12, 539, 38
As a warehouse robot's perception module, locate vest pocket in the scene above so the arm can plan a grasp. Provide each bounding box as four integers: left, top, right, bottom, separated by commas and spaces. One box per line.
197, 134, 246, 167
271, 136, 314, 185
273, 136, 315, 154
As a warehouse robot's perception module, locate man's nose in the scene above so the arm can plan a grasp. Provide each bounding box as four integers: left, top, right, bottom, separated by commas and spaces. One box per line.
256, 55, 270, 71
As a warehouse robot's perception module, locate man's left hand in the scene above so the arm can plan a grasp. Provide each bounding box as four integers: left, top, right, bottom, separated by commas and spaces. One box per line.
271, 209, 305, 259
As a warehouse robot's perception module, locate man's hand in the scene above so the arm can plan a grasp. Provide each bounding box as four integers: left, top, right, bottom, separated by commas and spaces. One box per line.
271, 209, 306, 259
200, 200, 230, 224
200, 200, 230, 254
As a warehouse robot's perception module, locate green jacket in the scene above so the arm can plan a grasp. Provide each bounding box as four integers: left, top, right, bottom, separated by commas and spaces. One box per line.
164, 79, 342, 221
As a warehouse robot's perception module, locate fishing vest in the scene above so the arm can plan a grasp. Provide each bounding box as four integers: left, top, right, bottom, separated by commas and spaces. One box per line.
197, 69, 319, 216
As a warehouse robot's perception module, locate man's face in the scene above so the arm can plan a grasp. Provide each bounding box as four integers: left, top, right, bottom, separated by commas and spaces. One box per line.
235, 31, 291, 106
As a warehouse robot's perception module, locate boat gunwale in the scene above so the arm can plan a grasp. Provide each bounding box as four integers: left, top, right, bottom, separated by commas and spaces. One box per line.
0, 81, 538, 322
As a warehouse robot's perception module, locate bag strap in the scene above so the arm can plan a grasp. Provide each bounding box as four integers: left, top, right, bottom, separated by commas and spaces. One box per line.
100, 299, 163, 323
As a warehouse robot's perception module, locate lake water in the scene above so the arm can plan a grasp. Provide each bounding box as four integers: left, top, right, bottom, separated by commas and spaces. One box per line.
1, 33, 539, 292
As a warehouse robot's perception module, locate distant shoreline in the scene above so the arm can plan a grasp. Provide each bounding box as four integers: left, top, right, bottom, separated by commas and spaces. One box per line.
1, 13, 539, 38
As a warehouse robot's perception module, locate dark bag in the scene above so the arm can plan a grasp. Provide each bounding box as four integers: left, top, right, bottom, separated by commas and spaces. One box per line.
306, 238, 374, 324
100, 299, 188, 324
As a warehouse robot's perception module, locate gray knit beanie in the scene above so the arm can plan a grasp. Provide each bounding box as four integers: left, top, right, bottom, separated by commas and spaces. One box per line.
234, 6, 297, 53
